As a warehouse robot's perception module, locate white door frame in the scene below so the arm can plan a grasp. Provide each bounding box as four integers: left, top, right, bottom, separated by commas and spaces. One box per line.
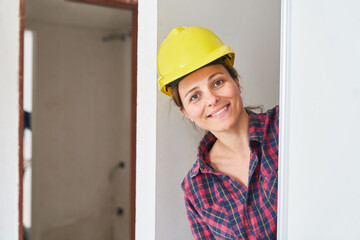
0, 0, 23, 239
277, 0, 291, 239
136, 0, 158, 239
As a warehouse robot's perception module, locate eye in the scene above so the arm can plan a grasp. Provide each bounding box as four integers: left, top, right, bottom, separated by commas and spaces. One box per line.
213, 79, 224, 87
190, 93, 200, 102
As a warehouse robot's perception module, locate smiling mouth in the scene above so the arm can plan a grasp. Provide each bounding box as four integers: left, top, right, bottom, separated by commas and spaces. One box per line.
208, 104, 229, 118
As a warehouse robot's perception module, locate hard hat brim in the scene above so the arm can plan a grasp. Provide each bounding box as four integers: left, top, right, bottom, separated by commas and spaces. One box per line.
158, 45, 234, 97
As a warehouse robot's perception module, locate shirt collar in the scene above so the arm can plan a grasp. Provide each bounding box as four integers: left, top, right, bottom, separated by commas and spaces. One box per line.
190, 109, 265, 178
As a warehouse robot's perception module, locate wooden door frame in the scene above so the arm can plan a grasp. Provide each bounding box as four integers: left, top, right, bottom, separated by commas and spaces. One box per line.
129, 11, 137, 240
68, 0, 137, 10
18, 0, 138, 239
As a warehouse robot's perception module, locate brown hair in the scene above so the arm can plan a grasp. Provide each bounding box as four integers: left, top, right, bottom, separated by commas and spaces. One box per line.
171, 58, 239, 109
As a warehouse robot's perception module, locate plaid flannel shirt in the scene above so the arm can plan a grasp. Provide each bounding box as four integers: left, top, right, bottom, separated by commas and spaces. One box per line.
181, 106, 279, 239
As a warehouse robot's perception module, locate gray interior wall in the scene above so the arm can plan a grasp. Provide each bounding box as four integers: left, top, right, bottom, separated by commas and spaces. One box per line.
156, 0, 281, 239
28, 20, 132, 240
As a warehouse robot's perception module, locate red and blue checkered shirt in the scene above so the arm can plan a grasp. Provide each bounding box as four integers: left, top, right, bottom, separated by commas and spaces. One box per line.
181, 106, 279, 239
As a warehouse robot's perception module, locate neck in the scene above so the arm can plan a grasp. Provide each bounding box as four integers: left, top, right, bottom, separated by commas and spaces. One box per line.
211, 108, 250, 156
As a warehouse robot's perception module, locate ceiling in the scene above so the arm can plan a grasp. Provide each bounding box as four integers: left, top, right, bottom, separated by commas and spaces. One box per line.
25, 0, 132, 31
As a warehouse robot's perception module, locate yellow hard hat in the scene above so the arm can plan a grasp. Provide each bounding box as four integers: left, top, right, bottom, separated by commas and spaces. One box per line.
157, 26, 235, 97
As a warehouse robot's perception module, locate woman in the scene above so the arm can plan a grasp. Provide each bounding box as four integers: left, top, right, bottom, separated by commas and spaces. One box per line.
157, 26, 278, 240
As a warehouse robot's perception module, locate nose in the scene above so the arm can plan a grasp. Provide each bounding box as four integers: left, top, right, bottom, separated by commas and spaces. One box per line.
206, 90, 219, 107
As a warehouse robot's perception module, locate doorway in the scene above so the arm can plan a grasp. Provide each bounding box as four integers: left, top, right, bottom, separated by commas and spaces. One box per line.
23, 0, 137, 239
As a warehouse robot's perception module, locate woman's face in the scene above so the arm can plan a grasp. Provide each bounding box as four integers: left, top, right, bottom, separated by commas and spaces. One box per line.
178, 64, 244, 133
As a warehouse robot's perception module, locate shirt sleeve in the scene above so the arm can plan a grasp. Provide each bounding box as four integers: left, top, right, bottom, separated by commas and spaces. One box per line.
184, 196, 216, 240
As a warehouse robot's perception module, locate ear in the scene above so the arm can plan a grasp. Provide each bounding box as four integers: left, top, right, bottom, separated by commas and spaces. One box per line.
179, 107, 193, 122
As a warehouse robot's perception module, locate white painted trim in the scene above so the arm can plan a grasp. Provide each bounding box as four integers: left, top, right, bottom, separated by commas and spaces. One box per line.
277, 0, 291, 239
0, 0, 20, 239
136, 0, 157, 239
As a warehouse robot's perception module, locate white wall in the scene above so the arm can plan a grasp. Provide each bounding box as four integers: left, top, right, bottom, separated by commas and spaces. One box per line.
284, 0, 360, 239
0, 0, 20, 239
156, 0, 281, 239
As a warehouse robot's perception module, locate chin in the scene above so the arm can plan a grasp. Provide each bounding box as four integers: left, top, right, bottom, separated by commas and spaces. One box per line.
209, 120, 236, 133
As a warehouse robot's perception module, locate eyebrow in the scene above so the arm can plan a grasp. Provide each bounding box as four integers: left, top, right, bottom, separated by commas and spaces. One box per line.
184, 72, 224, 99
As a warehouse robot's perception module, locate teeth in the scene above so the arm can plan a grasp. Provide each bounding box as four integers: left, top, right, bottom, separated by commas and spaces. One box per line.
212, 105, 228, 116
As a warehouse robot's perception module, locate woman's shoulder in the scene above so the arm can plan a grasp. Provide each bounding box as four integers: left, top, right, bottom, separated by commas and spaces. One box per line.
181, 160, 215, 197
181, 160, 202, 193
264, 105, 279, 129
266, 105, 279, 118
245, 105, 278, 119
181, 164, 220, 211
